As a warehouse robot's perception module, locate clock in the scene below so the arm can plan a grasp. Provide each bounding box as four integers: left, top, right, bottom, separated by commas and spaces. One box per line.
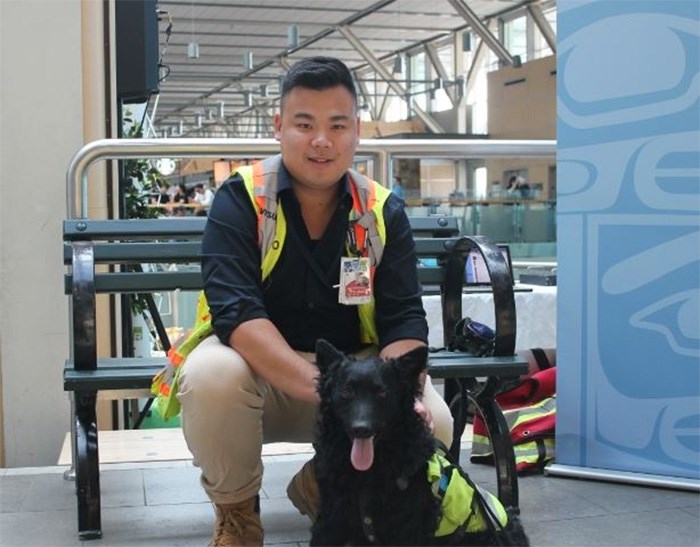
156, 158, 177, 176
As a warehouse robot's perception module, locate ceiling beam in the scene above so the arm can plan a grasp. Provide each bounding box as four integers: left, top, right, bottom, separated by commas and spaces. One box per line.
527, 2, 556, 53
154, 0, 396, 126
337, 25, 445, 133
424, 42, 457, 106
446, 0, 516, 67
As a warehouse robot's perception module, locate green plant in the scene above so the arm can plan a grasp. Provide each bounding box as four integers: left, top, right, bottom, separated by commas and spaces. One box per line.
121, 109, 165, 315
122, 109, 166, 220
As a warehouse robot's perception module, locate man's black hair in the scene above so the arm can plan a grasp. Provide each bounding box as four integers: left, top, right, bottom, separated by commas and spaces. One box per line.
281, 56, 357, 107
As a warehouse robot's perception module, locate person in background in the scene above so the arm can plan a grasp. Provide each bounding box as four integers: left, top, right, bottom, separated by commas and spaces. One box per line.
149, 186, 171, 212
507, 175, 532, 199
172, 183, 189, 204
169, 184, 190, 216
171, 56, 453, 546
193, 183, 215, 215
391, 175, 405, 200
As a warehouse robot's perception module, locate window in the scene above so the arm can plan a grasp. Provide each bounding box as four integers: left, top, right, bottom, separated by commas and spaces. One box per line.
534, 7, 557, 58
504, 15, 528, 62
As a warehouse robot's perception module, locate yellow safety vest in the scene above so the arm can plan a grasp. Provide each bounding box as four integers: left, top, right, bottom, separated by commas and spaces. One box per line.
427, 448, 509, 538
151, 154, 391, 419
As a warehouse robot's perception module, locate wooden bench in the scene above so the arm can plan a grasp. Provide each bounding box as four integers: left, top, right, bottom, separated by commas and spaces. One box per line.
63, 215, 527, 539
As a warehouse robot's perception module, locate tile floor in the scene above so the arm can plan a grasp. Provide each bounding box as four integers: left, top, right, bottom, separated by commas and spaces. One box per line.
1, 450, 698, 547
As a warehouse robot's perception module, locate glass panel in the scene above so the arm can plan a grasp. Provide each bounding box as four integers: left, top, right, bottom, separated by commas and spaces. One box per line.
410, 51, 427, 112
504, 16, 527, 61
474, 166, 488, 200
534, 7, 557, 58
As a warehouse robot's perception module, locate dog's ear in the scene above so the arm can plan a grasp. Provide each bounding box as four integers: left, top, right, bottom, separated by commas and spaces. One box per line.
315, 339, 344, 373
395, 345, 429, 380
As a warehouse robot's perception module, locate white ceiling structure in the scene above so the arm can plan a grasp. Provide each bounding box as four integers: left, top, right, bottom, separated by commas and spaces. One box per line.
150, 0, 556, 137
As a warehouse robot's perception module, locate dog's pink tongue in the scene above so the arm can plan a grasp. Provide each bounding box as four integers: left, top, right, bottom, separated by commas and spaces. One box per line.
351, 437, 375, 471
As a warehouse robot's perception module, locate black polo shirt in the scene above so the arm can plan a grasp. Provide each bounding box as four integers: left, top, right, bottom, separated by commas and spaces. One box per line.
201, 161, 427, 353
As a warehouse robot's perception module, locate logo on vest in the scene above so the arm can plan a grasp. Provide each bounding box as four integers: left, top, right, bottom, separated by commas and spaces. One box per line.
260, 208, 277, 220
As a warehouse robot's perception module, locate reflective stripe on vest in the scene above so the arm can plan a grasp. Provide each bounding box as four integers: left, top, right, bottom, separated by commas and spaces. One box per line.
471, 396, 556, 471
426, 451, 508, 537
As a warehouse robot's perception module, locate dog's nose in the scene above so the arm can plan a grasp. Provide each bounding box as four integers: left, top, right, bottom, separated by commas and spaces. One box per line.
350, 423, 373, 439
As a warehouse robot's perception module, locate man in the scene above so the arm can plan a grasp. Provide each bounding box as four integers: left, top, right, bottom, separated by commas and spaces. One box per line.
176, 56, 453, 546
193, 182, 215, 215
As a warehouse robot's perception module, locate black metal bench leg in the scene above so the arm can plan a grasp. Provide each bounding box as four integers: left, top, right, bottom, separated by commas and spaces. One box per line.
466, 377, 519, 512
74, 390, 102, 540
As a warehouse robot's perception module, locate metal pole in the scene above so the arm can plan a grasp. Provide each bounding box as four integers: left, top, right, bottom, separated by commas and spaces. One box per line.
66, 138, 556, 218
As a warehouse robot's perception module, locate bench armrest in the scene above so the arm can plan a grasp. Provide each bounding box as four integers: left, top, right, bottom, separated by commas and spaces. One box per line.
441, 236, 516, 356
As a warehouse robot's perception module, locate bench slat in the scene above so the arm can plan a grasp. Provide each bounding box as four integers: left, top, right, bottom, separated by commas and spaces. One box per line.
65, 271, 203, 293
429, 352, 528, 378
64, 241, 202, 264
64, 218, 207, 239
65, 269, 447, 294
64, 358, 166, 390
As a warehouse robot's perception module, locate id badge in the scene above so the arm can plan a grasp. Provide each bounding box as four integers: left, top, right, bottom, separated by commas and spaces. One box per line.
338, 257, 372, 305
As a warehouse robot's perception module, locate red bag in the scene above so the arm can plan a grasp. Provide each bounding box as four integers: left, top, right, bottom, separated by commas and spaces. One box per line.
471, 367, 556, 474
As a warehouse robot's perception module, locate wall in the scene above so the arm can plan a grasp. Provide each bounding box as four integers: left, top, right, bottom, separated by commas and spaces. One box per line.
0, 0, 84, 466
555, 0, 699, 483
487, 55, 556, 199
488, 55, 556, 139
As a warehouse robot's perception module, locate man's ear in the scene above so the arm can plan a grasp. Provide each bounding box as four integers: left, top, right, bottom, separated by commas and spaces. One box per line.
395, 345, 428, 381
315, 339, 344, 374
273, 111, 282, 141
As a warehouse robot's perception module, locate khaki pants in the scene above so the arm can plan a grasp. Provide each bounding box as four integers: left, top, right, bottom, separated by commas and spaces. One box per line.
177, 335, 454, 504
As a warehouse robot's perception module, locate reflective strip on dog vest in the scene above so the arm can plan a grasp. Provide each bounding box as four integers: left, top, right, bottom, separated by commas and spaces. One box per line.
426, 451, 508, 537
151, 154, 390, 420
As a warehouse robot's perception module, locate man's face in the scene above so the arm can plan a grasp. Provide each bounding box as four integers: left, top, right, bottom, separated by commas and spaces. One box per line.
274, 85, 360, 192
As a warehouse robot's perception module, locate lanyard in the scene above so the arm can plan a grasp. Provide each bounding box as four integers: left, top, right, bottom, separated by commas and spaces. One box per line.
346, 220, 363, 257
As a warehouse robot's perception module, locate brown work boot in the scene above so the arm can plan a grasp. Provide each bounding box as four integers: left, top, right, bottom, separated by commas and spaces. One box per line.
210, 496, 263, 547
286, 459, 320, 522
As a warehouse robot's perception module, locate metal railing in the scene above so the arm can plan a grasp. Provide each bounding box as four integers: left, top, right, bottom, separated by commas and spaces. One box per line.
66, 137, 556, 218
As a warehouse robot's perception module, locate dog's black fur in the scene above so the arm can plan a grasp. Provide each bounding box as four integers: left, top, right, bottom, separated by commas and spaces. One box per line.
311, 340, 529, 546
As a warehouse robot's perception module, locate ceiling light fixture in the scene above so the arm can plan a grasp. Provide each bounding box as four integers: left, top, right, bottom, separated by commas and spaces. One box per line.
287, 24, 299, 48
244, 50, 253, 70
462, 32, 471, 52
393, 55, 403, 74
187, 42, 200, 59
187, 1, 199, 59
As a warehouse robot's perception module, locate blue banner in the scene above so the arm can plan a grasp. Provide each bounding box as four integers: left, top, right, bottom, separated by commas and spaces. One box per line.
556, 0, 699, 480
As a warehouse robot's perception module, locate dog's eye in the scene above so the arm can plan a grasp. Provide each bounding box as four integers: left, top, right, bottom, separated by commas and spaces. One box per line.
377, 389, 388, 398
340, 386, 353, 398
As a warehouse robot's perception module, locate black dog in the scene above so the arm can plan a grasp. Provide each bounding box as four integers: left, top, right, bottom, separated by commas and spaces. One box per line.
312, 339, 529, 546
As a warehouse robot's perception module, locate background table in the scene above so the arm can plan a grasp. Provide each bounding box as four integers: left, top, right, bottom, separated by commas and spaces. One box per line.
423, 285, 557, 351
